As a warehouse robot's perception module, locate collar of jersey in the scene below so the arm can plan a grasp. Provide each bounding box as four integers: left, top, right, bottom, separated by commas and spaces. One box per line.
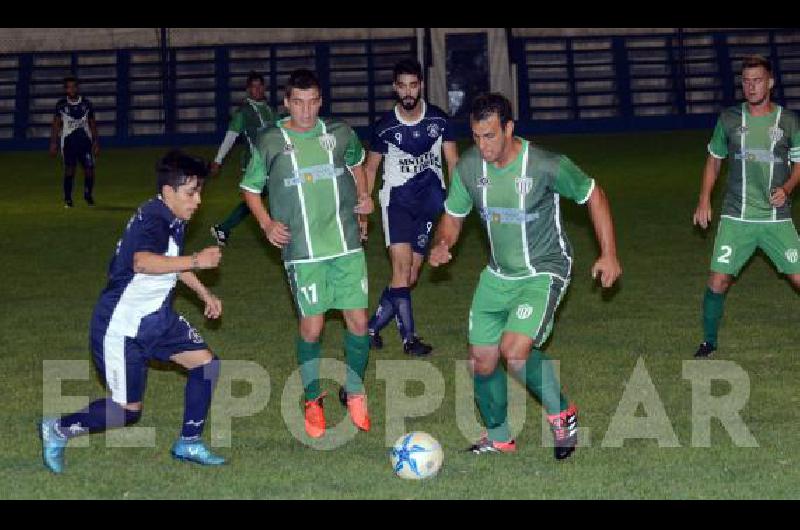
486, 138, 528, 174
67, 96, 83, 105
744, 103, 780, 119
247, 98, 267, 106
155, 194, 183, 228
278, 117, 322, 138
394, 100, 426, 126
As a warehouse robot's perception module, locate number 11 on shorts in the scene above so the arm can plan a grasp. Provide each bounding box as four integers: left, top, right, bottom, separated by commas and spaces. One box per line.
300, 283, 318, 304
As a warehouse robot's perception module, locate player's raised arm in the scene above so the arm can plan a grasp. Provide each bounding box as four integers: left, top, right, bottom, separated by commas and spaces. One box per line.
49, 114, 62, 157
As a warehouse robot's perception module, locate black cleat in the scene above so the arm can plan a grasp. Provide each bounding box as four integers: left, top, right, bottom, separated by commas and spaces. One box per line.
84, 195, 95, 206
694, 341, 716, 358
368, 330, 383, 350
548, 404, 578, 460
403, 337, 433, 357
210, 224, 229, 246
64, 199, 74, 208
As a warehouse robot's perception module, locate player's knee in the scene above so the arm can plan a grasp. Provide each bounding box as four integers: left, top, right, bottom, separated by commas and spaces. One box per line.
469, 355, 497, 376
709, 275, 732, 293
788, 274, 800, 290
299, 328, 322, 343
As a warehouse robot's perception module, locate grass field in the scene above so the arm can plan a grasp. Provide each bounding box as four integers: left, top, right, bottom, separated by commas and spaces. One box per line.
2, 130, 799, 499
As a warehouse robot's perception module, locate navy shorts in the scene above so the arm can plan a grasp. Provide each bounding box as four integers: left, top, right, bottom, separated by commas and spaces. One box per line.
90, 309, 208, 404
63, 133, 95, 169
380, 181, 445, 255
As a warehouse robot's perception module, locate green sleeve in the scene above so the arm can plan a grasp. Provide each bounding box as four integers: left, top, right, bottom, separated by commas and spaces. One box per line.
707, 117, 727, 159
344, 129, 366, 167
228, 109, 244, 133
790, 115, 800, 163
443, 168, 473, 217
553, 156, 595, 205
240, 141, 267, 193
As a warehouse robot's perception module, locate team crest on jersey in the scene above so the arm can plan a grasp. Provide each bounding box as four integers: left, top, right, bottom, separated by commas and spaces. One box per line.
768, 126, 784, 143
417, 233, 429, 248
427, 123, 440, 138
319, 133, 336, 152
516, 304, 533, 320
515, 177, 533, 196
786, 248, 798, 264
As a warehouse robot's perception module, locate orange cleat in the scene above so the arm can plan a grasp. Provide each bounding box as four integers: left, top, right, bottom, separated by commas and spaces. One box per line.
345, 392, 371, 432
304, 392, 327, 438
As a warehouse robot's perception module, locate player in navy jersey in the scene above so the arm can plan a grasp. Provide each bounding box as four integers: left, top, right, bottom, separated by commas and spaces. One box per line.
49, 76, 100, 208
365, 59, 459, 356
39, 151, 226, 473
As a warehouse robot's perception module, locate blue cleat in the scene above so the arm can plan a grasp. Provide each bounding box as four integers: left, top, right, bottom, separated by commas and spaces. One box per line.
39, 418, 67, 474
170, 439, 226, 466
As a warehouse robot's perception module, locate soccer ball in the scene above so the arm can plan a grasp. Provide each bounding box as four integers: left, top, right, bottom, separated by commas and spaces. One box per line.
389, 431, 443, 480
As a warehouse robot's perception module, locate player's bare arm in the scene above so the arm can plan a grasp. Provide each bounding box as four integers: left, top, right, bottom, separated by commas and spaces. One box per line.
442, 141, 459, 187
179, 270, 222, 319
586, 184, 622, 288
352, 163, 374, 215
132, 246, 221, 274
49, 115, 61, 157
693, 154, 722, 229
243, 189, 290, 248
428, 213, 464, 267
364, 150, 383, 196
89, 115, 100, 156
770, 160, 800, 207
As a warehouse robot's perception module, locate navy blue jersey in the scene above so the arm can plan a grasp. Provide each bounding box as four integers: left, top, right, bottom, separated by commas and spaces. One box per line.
55, 96, 95, 147
370, 101, 454, 191
92, 197, 186, 336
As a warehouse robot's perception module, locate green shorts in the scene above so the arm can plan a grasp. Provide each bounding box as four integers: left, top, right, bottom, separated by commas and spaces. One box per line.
468, 268, 569, 347
710, 217, 800, 276
284, 251, 368, 317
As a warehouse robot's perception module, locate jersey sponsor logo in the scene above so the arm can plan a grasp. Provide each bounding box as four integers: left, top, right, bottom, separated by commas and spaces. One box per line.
399, 151, 441, 174
734, 149, 783, 164
516, 304, 533, 320
427, 123, 441, 138
786, 248, 798, 264
282, 143, 295, 155
284, 164, 343, 186
412, 130, 421, 138
477, 176, 491, 188
319, 133, 336, 152
736, 125, 749, 136
185, 419, 205, 427
768, 126, 784, 143
515, 177, 533, 196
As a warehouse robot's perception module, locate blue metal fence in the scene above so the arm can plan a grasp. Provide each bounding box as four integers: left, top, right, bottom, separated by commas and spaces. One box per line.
0, 37, 417, 150
510, 28, 800, 135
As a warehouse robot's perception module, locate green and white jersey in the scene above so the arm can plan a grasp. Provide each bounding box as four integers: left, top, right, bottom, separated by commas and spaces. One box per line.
445, 138, 595, 281
229, 98, 276, 170
241, 117, 366, 263
708, 104, 800, 221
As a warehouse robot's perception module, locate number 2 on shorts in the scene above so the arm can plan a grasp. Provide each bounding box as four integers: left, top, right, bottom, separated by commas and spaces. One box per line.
717, 245, 732, 264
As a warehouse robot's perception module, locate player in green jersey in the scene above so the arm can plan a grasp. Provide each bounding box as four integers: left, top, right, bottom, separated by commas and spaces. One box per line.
692, 55, 800, 358
429, 93, 621, 460
210, 71, 275, 246
241, 69, 374, 439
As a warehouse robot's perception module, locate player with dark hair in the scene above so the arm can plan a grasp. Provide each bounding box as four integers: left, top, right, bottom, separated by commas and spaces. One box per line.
39, 150, 226, 473
210, 71, 276, 246
50, 76, 100, 207
365, 58, 459, 356
241, 69, 374, 439
692, 55, 800, 358
430, 93, 621, 460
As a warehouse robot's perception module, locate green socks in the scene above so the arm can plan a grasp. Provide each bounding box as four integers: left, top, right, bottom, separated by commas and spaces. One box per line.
474, 367, 511, 442
511, 349, 569, 415
219, 201, 251, 233
702, 287, 726, 348
296, 337, 321, 401
344, 331, 370, 394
